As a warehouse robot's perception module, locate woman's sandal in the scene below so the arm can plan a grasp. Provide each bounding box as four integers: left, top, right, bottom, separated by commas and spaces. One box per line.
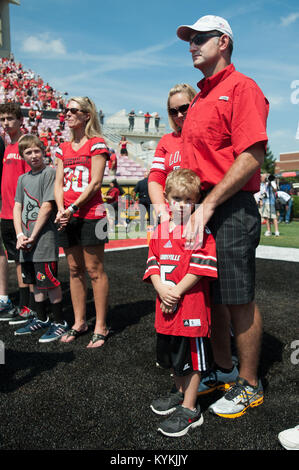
87, 330, 110, 348
60, 327, 88, 342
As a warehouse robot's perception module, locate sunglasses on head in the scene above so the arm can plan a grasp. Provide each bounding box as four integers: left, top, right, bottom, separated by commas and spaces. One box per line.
168, 103, 190, 116
190, 31, 223, 46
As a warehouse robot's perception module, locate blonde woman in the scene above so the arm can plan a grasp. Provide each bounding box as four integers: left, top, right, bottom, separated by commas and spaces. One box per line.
148, 84, 197, 221
54, 96, 110, 348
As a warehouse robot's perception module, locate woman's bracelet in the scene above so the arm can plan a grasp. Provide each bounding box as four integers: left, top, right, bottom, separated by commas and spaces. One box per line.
16, 232, 24, 238
67, 203, 79, 214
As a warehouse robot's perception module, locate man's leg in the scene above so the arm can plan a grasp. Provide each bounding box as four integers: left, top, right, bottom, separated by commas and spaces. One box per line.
229, 301, 262, 387
0, 244, 8, 297
210, 304, 233, 370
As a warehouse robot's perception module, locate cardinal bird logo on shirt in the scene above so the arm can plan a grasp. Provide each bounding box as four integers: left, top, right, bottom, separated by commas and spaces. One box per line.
36, 272, 46, 281
22, 189, 40, 230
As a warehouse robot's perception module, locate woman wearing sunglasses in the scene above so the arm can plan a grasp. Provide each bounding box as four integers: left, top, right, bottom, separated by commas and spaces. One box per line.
54, 96, 110, 348
148, 84, 196, 221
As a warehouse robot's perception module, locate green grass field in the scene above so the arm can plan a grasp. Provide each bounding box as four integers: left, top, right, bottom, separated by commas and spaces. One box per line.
260, 220, 299, 248
111, 218, 299, 249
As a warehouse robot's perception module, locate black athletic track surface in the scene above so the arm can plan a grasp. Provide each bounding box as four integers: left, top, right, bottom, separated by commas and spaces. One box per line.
0, 247, 298, 456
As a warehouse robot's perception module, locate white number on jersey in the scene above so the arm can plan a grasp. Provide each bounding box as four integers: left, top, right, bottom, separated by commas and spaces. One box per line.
160, 264, 177, 287
63, 165, 89, 193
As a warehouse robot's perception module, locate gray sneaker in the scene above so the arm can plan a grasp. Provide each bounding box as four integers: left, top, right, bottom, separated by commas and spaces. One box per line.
0, 300, 18, 321
157, 405, 203, 437
150, 389, 184, 416
209, 376, 264, 418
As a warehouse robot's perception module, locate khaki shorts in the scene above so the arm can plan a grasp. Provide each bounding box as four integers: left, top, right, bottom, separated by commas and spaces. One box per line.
261, 203, 277, 219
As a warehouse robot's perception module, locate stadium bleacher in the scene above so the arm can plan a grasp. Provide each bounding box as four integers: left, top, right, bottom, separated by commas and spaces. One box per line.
0, 57, 148, 183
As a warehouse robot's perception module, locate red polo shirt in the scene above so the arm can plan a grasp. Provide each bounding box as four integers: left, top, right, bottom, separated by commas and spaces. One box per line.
181, 64, 269, 192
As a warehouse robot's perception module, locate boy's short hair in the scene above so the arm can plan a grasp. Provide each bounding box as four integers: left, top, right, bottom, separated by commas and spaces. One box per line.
0, 102, 23, 120
18, 134, 45, 158
165, 169, 201, 199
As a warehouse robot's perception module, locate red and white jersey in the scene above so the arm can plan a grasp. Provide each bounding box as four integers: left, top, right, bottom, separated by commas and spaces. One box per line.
143, 221, 217, 337
55, 137, 108, 219
148, 132, 183, 189
0, 142, 30, 219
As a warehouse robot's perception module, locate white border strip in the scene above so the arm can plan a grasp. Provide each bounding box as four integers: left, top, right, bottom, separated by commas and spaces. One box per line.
256, 245, 299, 263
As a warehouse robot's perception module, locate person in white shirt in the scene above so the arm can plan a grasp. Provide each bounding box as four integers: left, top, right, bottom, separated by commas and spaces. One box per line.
277, 190, 293, 224
260, 174, 280, 236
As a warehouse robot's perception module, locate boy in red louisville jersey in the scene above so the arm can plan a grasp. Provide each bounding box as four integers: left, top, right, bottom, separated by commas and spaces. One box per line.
143, 169, 217, 437
0, 102, 35, 324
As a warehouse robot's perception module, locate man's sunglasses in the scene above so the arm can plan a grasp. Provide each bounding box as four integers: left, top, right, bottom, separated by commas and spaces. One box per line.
190, 31, 223, 46
168, 103, 190, 116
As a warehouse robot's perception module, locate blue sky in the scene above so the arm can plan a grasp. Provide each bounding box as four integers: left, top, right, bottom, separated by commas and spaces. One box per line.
9, 0, 299, 160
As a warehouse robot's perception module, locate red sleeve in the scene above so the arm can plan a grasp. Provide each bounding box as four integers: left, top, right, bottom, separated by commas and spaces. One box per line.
143, 228, 160, 282
55, 144, 64, 161
231, 81, 269, 156
187, 228, 218, 279
90, 138, 109, 158
148, 136, 168, 187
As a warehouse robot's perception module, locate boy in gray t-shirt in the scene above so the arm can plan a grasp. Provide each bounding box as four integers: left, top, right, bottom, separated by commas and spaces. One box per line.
13, 134, 69, 342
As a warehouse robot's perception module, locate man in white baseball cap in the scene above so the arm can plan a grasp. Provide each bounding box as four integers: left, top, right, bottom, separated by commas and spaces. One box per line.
177, 15, 233, 42
177, 15, 234, 77
172, 14, 269, 425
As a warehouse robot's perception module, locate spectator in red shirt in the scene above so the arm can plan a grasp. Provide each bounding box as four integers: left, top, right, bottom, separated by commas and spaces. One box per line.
36, 110, 42, 127
50, 98, 58, 109
144, 112, 151, 133
108, 148, 117, 176
176, 15, 268, 418
105, 179, 121, 227
57, 112, 65, 130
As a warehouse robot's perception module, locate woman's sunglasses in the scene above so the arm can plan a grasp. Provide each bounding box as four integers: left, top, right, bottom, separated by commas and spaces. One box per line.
65, 108, 87, 115
190, 31, 223, 46
168, 103, 190, 116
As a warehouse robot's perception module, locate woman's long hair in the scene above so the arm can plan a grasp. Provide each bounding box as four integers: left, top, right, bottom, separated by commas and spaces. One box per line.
68, 96, 102, 141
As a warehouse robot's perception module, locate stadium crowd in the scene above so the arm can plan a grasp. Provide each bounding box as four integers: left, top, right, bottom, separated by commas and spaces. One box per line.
0, 56, 67, 111
0, 13, 298, 448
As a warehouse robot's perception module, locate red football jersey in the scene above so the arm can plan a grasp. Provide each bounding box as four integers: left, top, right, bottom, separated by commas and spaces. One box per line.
1, 142, 30, 219
55, 137, 108, 219
148, 132, 183, 189
143, 221, 217, 337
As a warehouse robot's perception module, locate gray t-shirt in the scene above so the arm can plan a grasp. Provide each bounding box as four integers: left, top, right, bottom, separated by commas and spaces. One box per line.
15, 166, 58, 262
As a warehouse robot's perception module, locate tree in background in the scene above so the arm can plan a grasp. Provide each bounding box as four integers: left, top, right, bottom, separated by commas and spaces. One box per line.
262, 144, 276, 174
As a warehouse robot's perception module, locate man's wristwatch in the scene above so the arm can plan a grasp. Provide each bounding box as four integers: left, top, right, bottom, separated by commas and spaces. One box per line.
68, 203, 79, 214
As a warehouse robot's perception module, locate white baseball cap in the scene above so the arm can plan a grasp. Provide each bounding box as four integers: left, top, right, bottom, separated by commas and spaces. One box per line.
177, 15, 233, 42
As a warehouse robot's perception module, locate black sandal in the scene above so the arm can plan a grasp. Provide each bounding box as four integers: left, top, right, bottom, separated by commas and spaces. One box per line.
61, 328, 88, 341
89, 330, 110, 346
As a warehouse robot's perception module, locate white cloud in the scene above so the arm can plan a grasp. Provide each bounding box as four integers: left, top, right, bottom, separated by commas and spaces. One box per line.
22, 34, 66, 56
280, 12, 299, 27
268, 95, 285, 107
